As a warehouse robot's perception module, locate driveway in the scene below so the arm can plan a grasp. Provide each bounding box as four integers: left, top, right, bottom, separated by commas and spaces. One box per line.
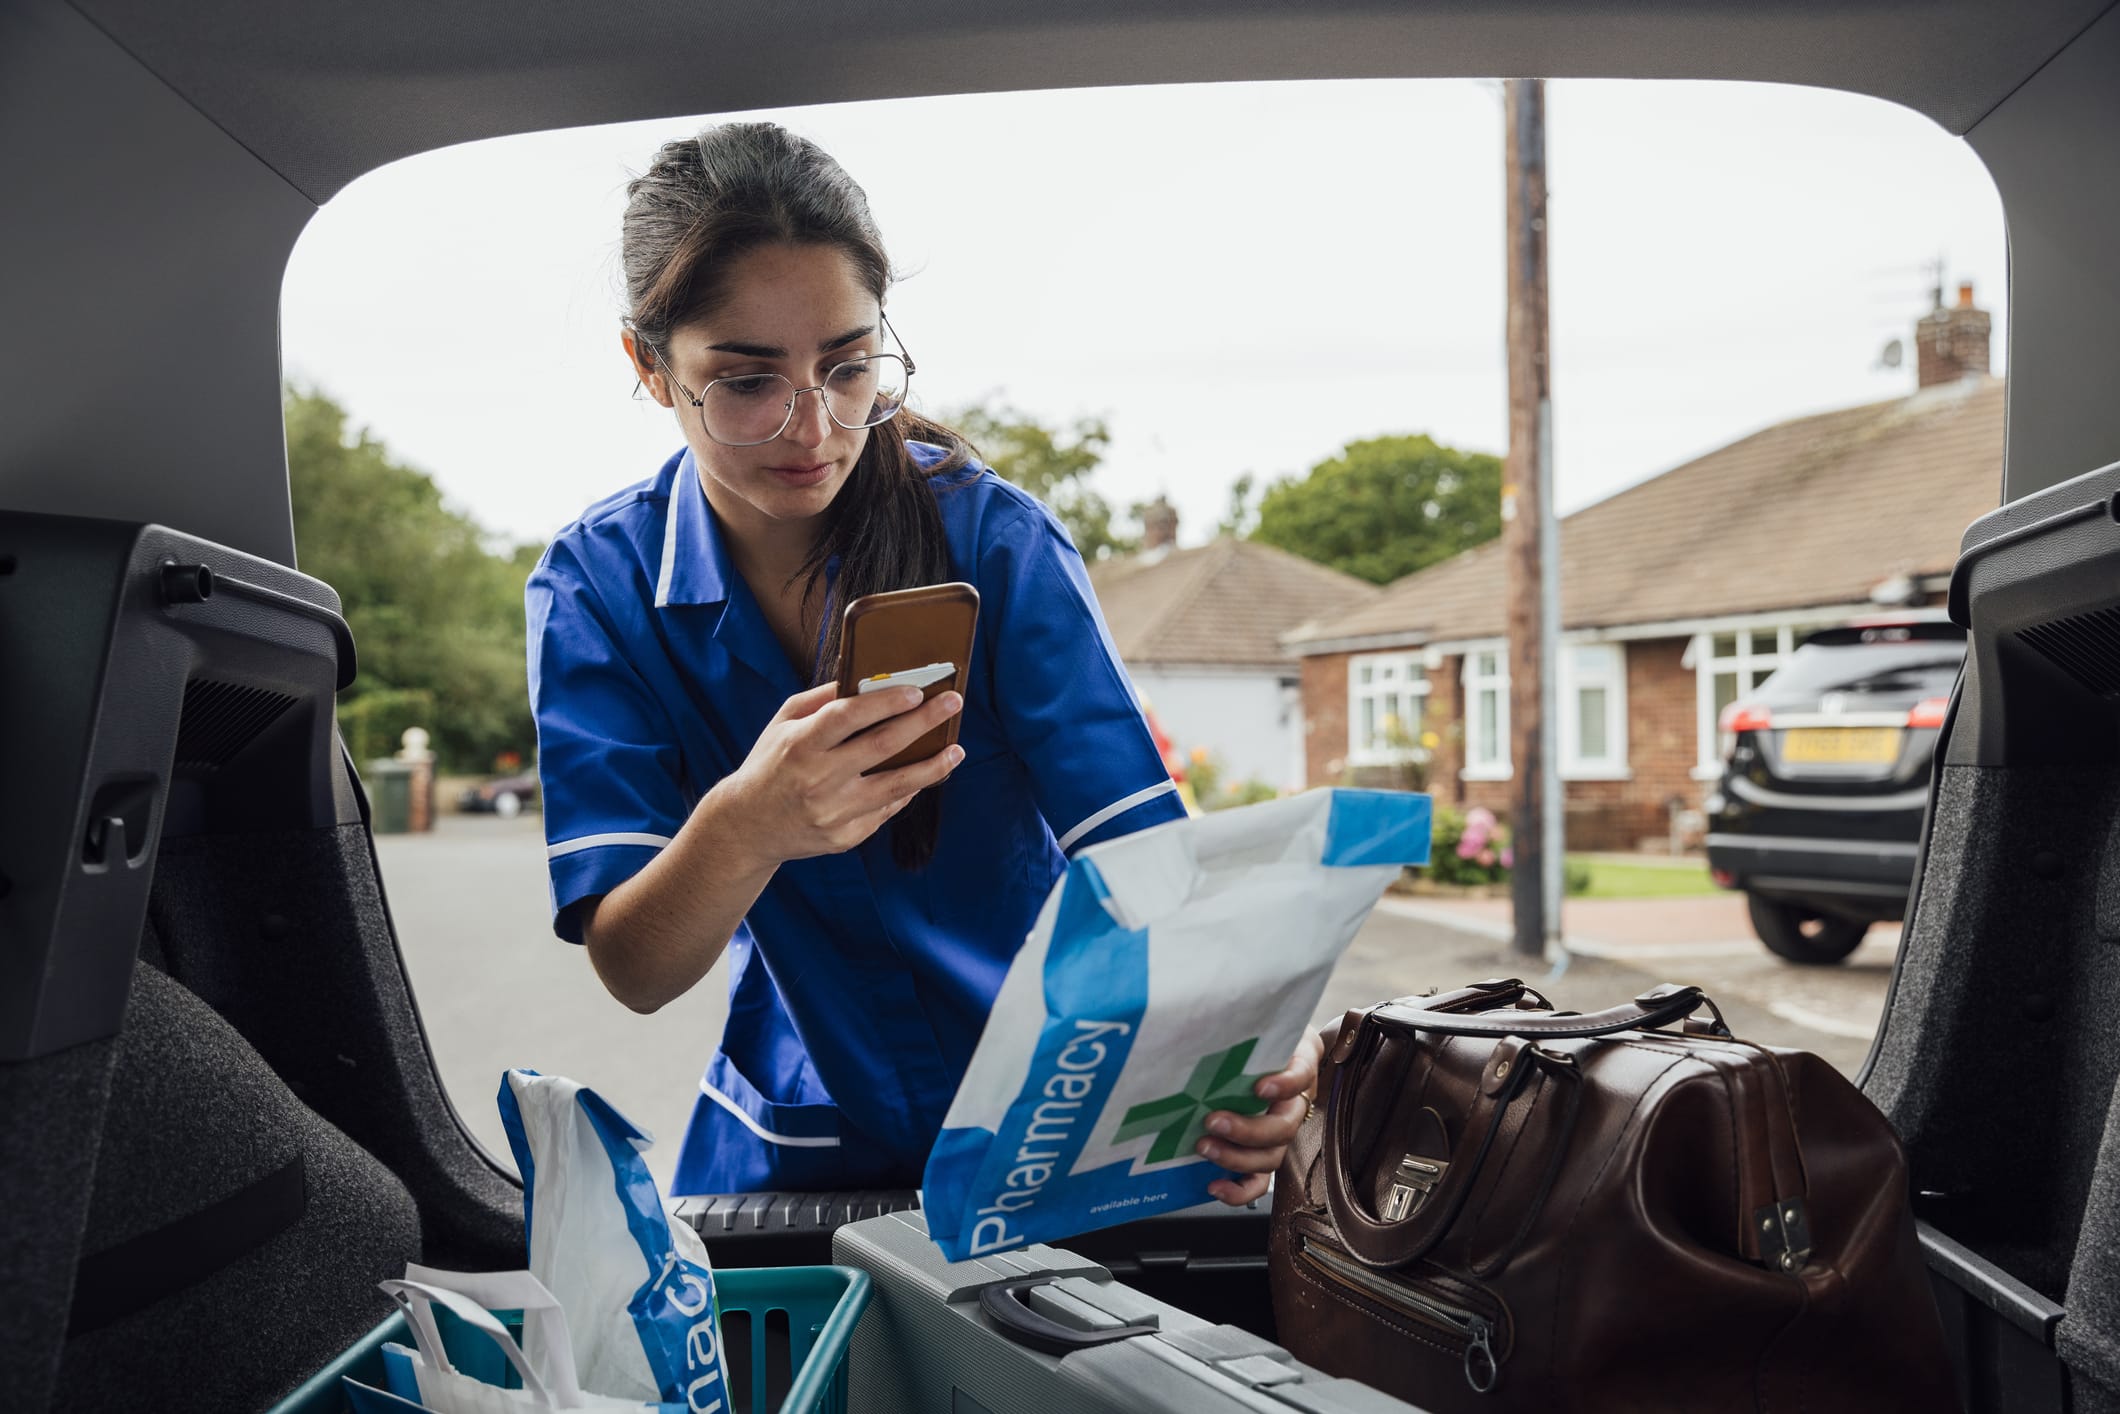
376, 816, 1893, 1192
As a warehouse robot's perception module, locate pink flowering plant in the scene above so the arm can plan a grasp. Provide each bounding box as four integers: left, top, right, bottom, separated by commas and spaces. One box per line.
1424, 805, 1514, 886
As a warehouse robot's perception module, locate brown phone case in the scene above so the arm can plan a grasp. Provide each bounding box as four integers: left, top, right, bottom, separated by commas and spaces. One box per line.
833, 582, 980, 773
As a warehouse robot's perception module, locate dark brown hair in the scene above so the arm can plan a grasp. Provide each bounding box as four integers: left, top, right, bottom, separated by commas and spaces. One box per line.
621, 122, 965, 867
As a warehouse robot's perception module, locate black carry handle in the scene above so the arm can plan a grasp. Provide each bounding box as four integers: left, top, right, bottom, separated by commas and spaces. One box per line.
1370, 982, 1731, 1041
978, 1277, 1158, 1356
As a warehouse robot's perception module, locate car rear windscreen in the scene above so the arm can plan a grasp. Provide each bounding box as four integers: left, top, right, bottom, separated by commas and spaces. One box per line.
1757, 636, 1965, 705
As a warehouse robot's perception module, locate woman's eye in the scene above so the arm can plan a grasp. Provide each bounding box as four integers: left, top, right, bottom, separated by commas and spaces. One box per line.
830, 360, 875, 385
719, 375, 781, 398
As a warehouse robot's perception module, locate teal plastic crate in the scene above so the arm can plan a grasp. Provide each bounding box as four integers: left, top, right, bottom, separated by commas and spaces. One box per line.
267, 1264, 870, 1414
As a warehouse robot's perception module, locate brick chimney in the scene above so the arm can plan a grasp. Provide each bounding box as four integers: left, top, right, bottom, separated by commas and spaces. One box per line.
1141, 495, 1179, 552
1915, 279, 1991, 389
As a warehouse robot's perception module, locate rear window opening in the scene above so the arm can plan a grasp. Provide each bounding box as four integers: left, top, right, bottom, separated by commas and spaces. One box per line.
281, 77, 2005, 1182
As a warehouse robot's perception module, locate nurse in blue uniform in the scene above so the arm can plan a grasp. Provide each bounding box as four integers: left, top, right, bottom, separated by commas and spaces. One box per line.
527, 123, 1318, 1200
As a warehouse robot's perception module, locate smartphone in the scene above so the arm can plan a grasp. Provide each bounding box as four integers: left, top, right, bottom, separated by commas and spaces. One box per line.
834, 582, 980, 772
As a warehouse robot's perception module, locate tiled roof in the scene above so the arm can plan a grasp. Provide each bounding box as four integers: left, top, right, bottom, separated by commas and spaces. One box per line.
1090, 537, 1381, 670
1289, 377, 2005, 650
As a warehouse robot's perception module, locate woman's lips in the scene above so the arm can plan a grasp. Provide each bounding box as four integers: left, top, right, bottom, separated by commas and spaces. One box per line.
765, 461, 832, 487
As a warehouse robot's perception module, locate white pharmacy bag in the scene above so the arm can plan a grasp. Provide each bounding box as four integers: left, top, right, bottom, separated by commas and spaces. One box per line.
922, 787, 1431, 1262
496, 1071, 727, 1411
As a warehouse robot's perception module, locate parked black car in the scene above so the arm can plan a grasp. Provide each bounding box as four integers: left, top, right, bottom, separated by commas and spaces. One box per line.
8, 4, 2120, 1413
1707, 620, 1966, 964
457, 770, 538, 818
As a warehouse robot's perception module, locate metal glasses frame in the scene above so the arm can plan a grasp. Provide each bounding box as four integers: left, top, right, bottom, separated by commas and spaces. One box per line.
653, 311, 916, 448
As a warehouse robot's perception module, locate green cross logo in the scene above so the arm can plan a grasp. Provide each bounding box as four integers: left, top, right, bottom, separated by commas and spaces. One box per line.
1112, 1038, 1272, 1165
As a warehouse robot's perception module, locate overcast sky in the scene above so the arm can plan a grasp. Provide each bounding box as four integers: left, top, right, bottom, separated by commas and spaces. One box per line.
281, 78, 2006, 552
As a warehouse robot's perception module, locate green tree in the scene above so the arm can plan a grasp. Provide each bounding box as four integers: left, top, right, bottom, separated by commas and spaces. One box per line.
952, 403, 1135, 561
1251, 435, 1503, 585
1218, 472, 1259, 539
284, 386, 541, 773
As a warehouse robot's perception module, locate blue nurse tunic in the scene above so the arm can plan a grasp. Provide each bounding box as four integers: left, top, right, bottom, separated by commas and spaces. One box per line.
526, 443, 1187, 1194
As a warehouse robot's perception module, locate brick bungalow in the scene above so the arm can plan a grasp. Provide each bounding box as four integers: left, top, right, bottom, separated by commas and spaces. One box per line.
1286, 286, 2002, 851
1090, 498, 1378, 793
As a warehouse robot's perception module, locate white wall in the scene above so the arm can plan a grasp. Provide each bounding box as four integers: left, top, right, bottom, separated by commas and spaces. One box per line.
1128, 667, 1306, 794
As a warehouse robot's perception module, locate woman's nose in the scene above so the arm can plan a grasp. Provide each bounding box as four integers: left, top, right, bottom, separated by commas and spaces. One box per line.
781, 387, 832, 449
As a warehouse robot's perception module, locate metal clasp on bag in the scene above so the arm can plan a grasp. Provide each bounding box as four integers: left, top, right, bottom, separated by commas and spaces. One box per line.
1382, 1155, 1448, 1222
1755, 1196, 1814, 1273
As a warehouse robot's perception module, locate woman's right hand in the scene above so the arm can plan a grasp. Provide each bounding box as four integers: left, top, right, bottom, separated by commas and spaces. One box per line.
581, 681, 961, 1012
717, 680, 965, 867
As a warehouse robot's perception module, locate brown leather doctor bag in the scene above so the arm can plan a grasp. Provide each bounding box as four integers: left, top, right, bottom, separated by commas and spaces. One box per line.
1268, 978, 1958, 1413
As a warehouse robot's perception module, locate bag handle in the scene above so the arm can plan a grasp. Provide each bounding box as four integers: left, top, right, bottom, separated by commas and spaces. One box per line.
1326, 977, 1546, 1049
399, 1263, 587, 1402
379, 1273, 588, 1409
1321, 983, 1727, 1269
1366, 982, 1729, 1042
978, 1277, 1160, 1355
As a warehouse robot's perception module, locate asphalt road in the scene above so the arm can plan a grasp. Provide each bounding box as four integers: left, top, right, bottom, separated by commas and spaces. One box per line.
375, 814, 731, 1191
376, 815, 1891, 1192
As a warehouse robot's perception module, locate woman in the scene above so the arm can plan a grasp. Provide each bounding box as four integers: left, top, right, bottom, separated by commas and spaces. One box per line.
527, 122, 1317, 1199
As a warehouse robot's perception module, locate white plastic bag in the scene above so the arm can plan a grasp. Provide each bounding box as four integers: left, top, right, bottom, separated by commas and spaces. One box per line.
923, 788, 1431, 1261
496, 1072, 727, 1412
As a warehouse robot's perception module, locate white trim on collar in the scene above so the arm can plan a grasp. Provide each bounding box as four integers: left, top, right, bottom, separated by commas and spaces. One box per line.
654, 473, 682, 608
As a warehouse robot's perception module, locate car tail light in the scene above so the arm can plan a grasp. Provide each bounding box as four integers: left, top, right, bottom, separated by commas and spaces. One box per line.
1717, 702, 1771, 760
1907, 697, 1949, 729
1711, 867, 1736, 888
1719, 703, 1773, 734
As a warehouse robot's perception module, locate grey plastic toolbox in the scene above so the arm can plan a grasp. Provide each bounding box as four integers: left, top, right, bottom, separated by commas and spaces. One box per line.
675, 1187, 1278, 1334
832, 1208, 1429, 1414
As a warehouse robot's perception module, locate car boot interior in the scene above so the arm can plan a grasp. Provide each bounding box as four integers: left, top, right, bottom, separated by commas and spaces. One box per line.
7, 2, 2120, 1411
1864, 462, 2120, 1412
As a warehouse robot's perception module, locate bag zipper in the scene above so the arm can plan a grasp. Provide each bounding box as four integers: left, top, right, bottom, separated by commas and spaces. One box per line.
1300, 1236, 1501, 1393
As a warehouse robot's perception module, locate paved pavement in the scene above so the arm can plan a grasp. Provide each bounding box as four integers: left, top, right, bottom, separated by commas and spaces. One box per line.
376, 816, 1895, 1190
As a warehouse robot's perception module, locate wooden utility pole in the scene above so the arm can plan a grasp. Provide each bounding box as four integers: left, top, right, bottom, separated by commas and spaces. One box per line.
1503, 79, 1562, 960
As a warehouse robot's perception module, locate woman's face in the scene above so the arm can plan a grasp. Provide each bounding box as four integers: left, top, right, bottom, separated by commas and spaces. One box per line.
635, 242, 880, 537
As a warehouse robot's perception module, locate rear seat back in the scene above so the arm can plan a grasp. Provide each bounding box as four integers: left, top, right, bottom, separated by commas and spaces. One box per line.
56, 960, 420, 1410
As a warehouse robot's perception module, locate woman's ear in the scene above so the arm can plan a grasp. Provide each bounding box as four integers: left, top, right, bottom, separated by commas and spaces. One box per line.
621, 330, 676, 409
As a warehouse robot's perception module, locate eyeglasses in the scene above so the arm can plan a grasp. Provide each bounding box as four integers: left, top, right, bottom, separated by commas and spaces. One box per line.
656, 313, 915, 448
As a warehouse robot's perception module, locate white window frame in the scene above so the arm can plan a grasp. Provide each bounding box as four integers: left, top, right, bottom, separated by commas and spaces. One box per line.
1691, 624, 1798, 778
1346, 652, 1430, 766
1561, 642, 1630, 780
1460, 645, 1512, 781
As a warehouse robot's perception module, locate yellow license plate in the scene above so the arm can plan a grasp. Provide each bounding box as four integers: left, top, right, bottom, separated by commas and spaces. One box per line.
1780, 727, 1902, 764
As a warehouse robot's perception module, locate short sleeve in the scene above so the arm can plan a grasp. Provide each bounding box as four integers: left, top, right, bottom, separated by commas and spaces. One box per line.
979, 500, 1187, 854
526, 539, 692, 943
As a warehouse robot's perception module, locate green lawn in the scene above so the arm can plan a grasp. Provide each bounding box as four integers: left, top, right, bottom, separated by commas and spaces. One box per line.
1567, 855, 1722, 900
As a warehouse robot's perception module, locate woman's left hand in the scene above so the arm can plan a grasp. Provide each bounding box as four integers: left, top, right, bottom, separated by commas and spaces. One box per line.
1196, 1030, 1324, 1206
